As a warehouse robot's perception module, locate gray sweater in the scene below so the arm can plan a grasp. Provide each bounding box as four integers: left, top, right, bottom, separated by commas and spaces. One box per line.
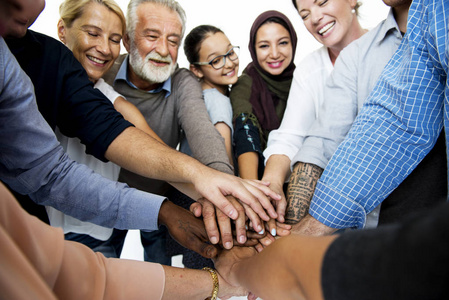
104, 55, 233, 195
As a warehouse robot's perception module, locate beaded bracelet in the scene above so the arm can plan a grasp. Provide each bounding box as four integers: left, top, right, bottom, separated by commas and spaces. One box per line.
203, 267, 219, 300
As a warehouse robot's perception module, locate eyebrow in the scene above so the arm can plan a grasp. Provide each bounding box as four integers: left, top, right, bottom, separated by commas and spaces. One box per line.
80, 24, 122, 38
205, 44, 232, 60
142, 28, 181, 39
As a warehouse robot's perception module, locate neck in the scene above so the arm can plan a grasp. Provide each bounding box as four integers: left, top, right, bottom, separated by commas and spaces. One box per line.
328, 20, 367, 65
201, 81, 228, 95
393, 4, 411, 33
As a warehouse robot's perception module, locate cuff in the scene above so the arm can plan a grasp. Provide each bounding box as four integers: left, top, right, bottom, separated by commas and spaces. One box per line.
309, 181, 367, 229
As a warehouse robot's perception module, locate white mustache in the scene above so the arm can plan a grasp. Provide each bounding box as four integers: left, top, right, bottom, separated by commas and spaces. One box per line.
146, 52, 172, 64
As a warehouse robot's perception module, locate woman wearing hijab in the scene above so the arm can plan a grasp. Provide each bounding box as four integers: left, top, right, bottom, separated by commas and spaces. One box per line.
230, 10, 297, 181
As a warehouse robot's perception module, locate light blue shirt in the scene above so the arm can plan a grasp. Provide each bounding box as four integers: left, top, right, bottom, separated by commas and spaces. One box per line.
309, 0, 448, 229
0, 37, 165, 231
115, 55, 172, 97
294, 9, 402, 169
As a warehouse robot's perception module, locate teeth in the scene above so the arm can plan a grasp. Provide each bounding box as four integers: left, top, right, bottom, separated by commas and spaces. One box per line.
88, 55, 106, 64
225, 70, 235, 76
319, 22, 335, 35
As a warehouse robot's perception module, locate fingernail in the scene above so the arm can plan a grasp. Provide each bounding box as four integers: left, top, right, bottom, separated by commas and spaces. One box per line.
228, 209, 236, 219
210, 236, 218, 244
206, 247, 215, 257
271, 228, 277, 236
258, 228, 264, 235
245, 224, 248, 230
225, 242, 232, 249
239, 235, 246, 244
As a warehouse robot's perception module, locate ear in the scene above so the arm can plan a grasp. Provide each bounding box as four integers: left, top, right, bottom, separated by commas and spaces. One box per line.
189, 64, 203, 79
57, 19, 67, 44
349, 0, 357, 10
123, 33, 131, 52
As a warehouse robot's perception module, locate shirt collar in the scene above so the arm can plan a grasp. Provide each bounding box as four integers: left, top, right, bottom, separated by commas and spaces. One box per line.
375, 8, 403, 45
114, 55, 172, 98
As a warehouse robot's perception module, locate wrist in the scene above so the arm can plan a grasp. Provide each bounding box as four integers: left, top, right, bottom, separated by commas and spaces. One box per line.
203, 267, 219, 300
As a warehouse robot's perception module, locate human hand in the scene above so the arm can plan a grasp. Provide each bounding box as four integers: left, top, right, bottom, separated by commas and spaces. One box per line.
291, 214, 337, 236
216, 271, 248, 300
191, 170, 281, 225
191, 198, 265, 249
214, 245, 257, 288
253, 220, 292, 252
158, 200, 219, 258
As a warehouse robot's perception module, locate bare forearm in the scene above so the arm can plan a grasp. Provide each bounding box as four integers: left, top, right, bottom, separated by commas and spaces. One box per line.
162, 267, 215, 300
233, 235, 335, 300
238, 152, 259, 180
285, 162, 323, 224
262, 154, 292, 186
105, 127, 205, 184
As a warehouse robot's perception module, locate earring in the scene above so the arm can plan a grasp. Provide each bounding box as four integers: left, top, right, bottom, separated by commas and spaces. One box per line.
351, 8, 355, 13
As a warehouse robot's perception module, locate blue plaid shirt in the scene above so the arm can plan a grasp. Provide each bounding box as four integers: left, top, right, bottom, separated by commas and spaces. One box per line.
310, 0, 448, 229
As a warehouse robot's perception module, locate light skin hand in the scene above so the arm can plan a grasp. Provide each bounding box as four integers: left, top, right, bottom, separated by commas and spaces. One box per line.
191, 169, 280, 223
262, 154, 292, 223
256, 220, 292, 250
291, 214, 338, 236
285, 162, 323, 224
105, 127, 279, 223
190, 200, 265, 248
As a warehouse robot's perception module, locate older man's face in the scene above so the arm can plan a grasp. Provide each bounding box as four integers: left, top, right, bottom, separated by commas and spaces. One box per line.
127, 2, 182, 85
0, 0, 45, 38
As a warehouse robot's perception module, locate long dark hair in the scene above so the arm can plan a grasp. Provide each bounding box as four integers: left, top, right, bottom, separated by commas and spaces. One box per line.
184, 25, 223, 64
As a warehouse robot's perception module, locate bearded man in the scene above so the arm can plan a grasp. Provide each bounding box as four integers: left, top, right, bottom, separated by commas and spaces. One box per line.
103, 0, 240, 266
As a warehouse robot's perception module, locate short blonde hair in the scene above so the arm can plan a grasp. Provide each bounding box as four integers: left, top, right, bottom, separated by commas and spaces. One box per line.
59, 0, 126, 35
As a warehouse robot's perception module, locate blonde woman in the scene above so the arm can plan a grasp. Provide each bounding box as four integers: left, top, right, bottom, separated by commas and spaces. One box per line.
47, 0, 163, 258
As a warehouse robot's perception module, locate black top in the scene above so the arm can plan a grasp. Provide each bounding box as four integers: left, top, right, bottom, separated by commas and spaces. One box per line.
6, 30, 132, 161
322, 201, 449, 299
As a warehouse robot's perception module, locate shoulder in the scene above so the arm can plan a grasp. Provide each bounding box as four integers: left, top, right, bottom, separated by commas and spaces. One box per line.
293, 47, 332, 84
204, 89, 231, 106
171, 67, 197, 83
297, 47, 329, 69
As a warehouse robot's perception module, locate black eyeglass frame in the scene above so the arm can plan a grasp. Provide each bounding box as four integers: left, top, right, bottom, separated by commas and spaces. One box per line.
193, 46, 240, 70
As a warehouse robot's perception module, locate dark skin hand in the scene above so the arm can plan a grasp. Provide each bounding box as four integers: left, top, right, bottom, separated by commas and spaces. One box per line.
285, 162, 323, 224
158, 200, 219, 259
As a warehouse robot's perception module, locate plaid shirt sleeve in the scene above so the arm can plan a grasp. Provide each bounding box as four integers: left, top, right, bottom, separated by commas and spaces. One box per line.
310, 0, 449, 229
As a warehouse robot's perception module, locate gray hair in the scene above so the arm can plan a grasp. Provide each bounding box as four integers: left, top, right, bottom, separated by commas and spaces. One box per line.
126, 0, 187, 41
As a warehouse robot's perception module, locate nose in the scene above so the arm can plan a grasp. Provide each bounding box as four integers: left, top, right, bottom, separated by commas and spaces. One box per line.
155, 38, 169, 57
96, 37, 111, 56
269, 45, 280, 59
311, 8, 323, 25
224, 55, 236, 69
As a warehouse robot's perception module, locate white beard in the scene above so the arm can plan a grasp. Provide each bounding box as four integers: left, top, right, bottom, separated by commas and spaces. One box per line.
129, 45, 176, 84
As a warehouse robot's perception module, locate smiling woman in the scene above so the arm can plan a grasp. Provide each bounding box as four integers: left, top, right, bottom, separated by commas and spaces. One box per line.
45, 0, 165, 259
31, 0, 389, 73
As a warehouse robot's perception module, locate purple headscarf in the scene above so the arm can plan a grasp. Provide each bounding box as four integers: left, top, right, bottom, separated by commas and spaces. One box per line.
245, 10, 297, 130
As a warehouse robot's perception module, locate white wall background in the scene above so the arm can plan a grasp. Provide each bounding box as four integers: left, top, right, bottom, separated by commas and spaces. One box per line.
31, 0, 390, 73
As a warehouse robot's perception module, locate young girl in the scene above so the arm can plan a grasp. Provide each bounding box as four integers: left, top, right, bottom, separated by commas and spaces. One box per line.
183, 25, 239, 166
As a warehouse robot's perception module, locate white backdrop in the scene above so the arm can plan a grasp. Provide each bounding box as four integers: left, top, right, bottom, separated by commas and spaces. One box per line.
31, 0, 390, 73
